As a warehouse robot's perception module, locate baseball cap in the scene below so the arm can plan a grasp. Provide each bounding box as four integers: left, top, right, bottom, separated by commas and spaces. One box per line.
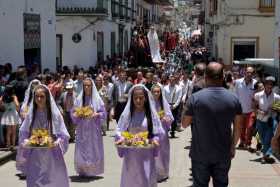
65, 81, 74, 89
265, 76, 276, 83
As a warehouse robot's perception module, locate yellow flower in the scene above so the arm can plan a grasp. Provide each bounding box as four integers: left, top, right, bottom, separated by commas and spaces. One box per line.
28, 128, 54, 147
157, 110, 165, 119
121, 131, 150, 147
74, 106, 94, 118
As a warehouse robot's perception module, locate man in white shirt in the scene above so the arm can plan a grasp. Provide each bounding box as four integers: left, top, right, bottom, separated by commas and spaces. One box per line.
178, 72, 192, 131
235, 67, 257, 149
180, 72, 192, 105
103, 73, 114, 130
254, 76, 280, 163
112, 70, 133, 122
164, 74, 182, 138
74, 71, 84, 96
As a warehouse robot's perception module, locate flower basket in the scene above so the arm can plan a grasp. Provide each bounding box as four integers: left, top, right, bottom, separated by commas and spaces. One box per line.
74, 106, 94, 118
26, 129, 54, 148
116, 131, 155, 149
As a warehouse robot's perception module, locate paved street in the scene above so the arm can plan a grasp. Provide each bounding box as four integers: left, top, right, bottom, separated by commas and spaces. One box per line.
0, 122, 280, 187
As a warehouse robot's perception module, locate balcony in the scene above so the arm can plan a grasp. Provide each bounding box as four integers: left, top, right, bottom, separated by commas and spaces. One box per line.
259, 0, 275, 13
126, 7, 131, 22
142, 0, 173, 5
119, 3, 125, 20
56, 0, 108, 16
131, 9, 136, 22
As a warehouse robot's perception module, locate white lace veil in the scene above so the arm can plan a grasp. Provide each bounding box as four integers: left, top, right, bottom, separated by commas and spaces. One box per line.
20, 79, 41, 113
73, 78, 104, 111
20, 84, 70, 137
147, 26, 164, 63
151, 83, 174, 122
116, 84, 164, 137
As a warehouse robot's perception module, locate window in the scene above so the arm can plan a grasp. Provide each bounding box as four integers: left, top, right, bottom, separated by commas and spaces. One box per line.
56, 34, 63, 71
209, 0, 218, 16
97, 32, 104, 62
259, 0, 275, 12
124, 30, 128, 53
111, 32, 116, 56
231, 38, 259, 62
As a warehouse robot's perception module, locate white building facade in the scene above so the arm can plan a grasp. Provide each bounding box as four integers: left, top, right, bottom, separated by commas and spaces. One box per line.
56, 0, 136, 69
275, 0, 280, 73
204, 0, 275, 65
0, 0, 56, 71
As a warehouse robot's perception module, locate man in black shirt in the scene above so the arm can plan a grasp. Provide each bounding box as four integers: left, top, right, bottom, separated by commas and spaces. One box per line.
182, 62, 242, 187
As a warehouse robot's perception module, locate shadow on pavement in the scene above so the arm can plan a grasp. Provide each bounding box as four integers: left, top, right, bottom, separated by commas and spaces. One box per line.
169, 136, 179, 139
15, 173, 26, 180
184, 145, 191, 150
69, 175, 104, 183
249, 157, 263, 163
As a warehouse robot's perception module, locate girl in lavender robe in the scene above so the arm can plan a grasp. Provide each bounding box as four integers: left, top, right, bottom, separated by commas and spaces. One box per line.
17, 85, 70, 187
71, 78, 106, 177
151, 84, 174, 182
16, 79, 41, 177
115, 84, 165, 187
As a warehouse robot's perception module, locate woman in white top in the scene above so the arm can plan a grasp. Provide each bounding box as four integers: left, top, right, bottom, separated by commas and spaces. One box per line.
1, 85, 21, 149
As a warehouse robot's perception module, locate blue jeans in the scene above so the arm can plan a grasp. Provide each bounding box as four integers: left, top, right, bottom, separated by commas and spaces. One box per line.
192, 159, 231, 187
256, 119, 274, 156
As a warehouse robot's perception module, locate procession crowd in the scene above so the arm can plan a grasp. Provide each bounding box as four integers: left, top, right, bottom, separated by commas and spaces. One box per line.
0, 33, 280, 187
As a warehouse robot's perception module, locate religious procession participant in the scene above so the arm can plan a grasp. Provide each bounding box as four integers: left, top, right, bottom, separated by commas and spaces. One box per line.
17, 85, 70, 187
16, 79, 41, 178
71, 78, 106, 177
95, 75, 110, 136
115, 85, 165, 187
151, 84, 174, 182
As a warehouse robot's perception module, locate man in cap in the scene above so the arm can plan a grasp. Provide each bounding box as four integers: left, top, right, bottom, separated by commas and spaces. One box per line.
59, 81, 77, 142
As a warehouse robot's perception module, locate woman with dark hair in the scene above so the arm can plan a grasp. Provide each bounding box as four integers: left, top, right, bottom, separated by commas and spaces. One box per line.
1, 84, 21, 149
151, 84, 174, 182
16, 79, 41, 178
17, 85, 70, 187
115, 84, 165, 187
71, 78, 106, 177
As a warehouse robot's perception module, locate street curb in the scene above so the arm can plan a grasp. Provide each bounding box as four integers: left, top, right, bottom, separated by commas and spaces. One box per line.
0, 150, 16, 166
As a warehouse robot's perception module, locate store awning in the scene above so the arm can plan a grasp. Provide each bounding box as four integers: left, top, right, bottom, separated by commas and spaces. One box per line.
233, 58, 278, 68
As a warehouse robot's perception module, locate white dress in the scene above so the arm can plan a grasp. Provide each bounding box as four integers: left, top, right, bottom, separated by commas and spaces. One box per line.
1, 102, 21, 125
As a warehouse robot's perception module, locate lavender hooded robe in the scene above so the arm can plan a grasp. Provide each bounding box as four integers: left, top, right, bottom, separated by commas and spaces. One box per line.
154, 100, 174, 181
16, 85, 70, 187
71, 79, 106, 176
115, 85, 165, 187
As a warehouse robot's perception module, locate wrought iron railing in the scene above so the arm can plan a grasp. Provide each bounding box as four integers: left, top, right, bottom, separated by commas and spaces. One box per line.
259, 0, 275, 12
